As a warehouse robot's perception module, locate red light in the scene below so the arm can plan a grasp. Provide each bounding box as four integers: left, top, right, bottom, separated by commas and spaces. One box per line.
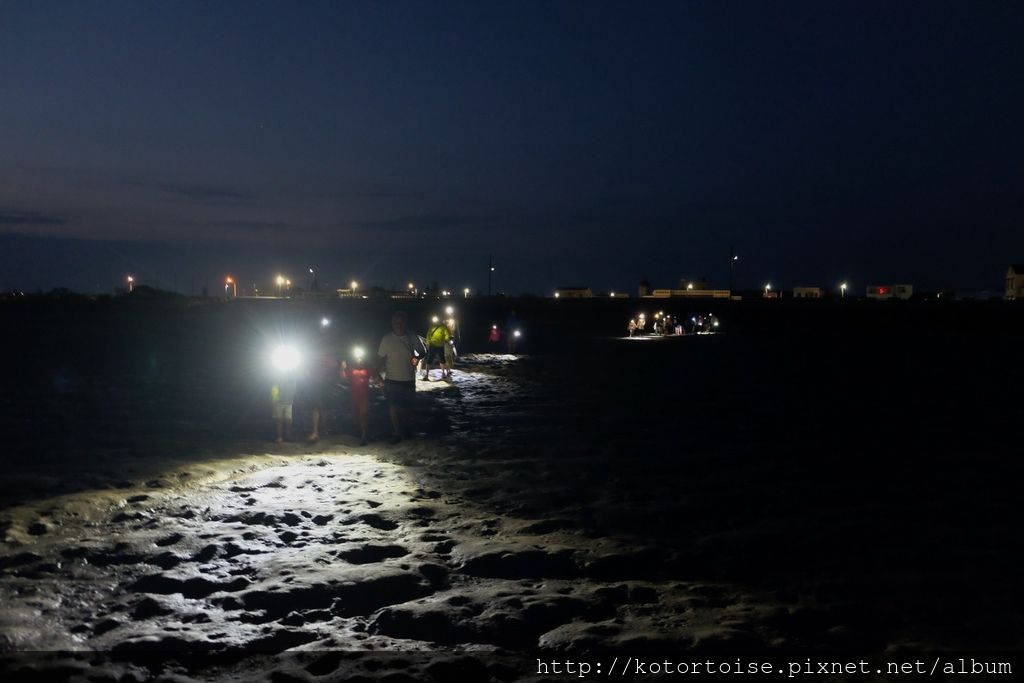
878, 287, 887, 294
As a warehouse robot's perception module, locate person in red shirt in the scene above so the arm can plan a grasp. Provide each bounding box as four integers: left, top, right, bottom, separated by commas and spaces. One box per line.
340, 350, 371, 446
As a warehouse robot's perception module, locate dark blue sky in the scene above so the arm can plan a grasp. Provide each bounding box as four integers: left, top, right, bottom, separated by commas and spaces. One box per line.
2, 0, 1022, 294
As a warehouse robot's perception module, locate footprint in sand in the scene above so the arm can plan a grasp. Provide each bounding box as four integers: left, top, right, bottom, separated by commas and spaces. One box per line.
334, 544, 409, 564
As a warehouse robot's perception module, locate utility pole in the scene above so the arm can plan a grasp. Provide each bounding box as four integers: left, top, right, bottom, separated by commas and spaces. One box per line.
729, 245, 738, 294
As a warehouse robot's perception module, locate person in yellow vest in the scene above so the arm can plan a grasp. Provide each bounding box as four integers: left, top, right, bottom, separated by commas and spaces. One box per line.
421, 315, 451, 382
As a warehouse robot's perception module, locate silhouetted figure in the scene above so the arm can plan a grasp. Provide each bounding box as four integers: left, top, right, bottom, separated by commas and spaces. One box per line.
376, 311, 425, 443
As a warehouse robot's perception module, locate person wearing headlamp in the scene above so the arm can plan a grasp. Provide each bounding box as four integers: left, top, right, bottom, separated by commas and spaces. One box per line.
341, 347, 371, 446
270, 345, 300, 443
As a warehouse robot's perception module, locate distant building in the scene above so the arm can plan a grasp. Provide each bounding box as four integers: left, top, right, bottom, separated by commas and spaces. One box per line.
554, 286, 593, 298
646, 288, 731, 299
792, 287, 822, 299
1006, 265, 1024, 300
678, 278, 710, 291
866, 284, 913, 300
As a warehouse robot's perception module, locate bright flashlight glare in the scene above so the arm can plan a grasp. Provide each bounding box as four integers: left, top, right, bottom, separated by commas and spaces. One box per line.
514, 329, 522, 338
271, 345, 301, 372
320, 317, 330, 327
445, 306, 454, 315
353, 346, 365, 360
431, 315, 439, 323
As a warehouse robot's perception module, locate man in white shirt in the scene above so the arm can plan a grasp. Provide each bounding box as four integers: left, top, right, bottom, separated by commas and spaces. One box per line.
377, 311, 425, 443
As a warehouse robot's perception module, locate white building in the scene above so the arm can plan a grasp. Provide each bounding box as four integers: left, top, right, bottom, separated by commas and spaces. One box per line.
792, 287, 822, 298
646, 288, 731, 299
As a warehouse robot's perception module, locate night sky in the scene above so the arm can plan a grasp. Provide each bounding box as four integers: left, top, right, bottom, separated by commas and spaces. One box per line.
2, 1, 1022, 295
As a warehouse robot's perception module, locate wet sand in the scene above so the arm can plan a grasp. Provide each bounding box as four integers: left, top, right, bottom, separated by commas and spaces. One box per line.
2, 300, 1023, 680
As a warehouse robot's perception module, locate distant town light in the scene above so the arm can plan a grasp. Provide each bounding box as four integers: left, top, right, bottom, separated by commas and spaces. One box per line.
610, 291, 615, 297
513, 329, 522, 338
463, 288, 470, 298
687, 283, 694, 290
554, 292, 560, 298
276, 275, 285, 286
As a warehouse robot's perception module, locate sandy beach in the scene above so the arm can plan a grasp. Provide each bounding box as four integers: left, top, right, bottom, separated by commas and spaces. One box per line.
2, 300, 1023, 681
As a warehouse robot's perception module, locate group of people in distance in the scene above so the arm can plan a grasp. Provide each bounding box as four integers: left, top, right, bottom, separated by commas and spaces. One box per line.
627, 312, 719, 337
420, 310, 459, 382
269, 310, 463, 448
628, 312, 682, 337
487, 309, 521, 353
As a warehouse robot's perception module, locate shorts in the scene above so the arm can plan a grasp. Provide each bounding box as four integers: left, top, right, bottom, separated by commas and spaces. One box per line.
272, 402, 293, 420
426, 345, 446, 364
383, 380, 415, 409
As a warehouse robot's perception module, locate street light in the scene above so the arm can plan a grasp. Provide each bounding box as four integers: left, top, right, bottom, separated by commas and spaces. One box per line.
126, 275, 134, 293
276, 275, 285, 296
351, 280, 358, 294
840, 282, 848, 298
225, 276, 236, 298
463, 288, 470, 298
764, 283, 772, 297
